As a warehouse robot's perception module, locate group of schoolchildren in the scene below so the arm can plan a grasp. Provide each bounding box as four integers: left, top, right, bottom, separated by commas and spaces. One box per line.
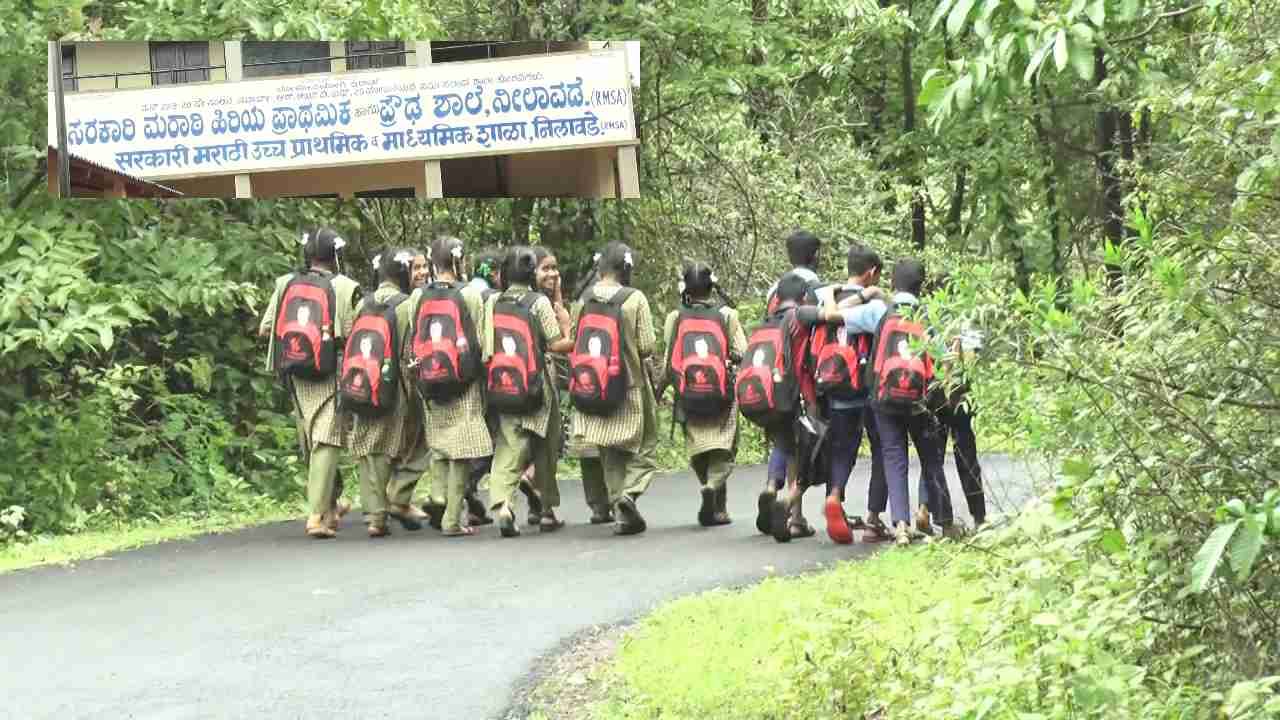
745, 230, 987, 546
258, 226, 985, 547
260, 228, 663, 538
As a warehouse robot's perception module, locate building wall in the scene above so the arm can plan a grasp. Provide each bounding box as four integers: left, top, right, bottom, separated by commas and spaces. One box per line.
72, 41, 227, 93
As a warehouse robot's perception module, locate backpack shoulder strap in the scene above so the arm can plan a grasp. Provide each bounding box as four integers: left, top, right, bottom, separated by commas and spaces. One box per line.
610, 287, 637, 307
517, 291, 541, 311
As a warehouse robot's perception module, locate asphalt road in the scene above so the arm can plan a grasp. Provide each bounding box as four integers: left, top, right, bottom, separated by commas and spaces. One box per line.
0, 455, 1043, 720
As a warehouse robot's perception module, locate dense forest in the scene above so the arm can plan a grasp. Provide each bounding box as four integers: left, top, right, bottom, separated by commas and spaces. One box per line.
3, 0, 1279, 715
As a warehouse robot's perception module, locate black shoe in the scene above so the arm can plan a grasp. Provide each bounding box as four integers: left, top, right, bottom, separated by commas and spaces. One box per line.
614, 495, 647, 536
697, 486, 716, 527
589, 505, 615, 524
466, 495, 494, 526
388, 509, 424, 532
520, 479, 543, 524
771, 490, 792, 544
419, 501, 445, 531
497, 504, 520, 538
756, 486, 776, 535
711, 485, 732, 526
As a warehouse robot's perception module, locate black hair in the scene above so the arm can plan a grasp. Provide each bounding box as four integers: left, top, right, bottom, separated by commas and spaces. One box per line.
892, 258, 926, 297
302, 227, 344, 268
785, 230, 821, 269
681, 260, 737, 309
598, 241, 635, 286
378, 247, 414, 294
472, 247, 501, 285
429, 235, 465, 280
775, 272, 811, 305
846, 244, 883, 278
532, 246, 553, 265
501, 245, 539, 289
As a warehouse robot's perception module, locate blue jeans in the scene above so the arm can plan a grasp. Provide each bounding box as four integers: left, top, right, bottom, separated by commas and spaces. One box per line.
827, 405, 882, 501
872, 409, 949, 527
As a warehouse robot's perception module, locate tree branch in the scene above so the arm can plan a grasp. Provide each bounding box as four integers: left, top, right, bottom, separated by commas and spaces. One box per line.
1115, 3, 1206, 44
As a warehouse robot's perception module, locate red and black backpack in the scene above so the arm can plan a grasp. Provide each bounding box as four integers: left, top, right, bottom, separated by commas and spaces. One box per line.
339, 293, 409, 418
568, 288, 636, 416
810, 287, 873, 402
666, 304, 733, 418
867, 302, 935, 415
486, 291, 546, 414
411, 281, 482, 402
736, 311, 799, 429
273, 271, 338, 380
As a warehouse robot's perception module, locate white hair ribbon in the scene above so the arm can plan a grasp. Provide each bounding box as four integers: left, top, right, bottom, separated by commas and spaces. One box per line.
332, 236, 346, 250
451, 245, 463, 259
394, 250, 413, 266
710, 272, 719, 284
593, 252, 602, 263
371, 253, 382, 269
623, 251, 634, 267
677, 281, 687, 293
299, 232, 310, 245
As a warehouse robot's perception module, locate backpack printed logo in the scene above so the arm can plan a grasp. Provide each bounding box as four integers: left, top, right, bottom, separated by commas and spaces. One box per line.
486, 294, 545, 413
274, 273, 338, 380
569, 289, 634, 416
666, 307, 734, 418
412, 284, 481, 401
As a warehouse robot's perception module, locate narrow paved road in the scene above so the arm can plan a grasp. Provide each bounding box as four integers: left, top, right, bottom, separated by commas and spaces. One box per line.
1, 456, 1041, 720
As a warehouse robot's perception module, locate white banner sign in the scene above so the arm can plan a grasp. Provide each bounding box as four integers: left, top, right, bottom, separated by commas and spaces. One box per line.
47, 48, 637, 180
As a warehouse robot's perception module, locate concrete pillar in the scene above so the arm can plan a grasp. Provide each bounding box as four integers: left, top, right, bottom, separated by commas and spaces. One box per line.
224, 41, 251, 198
414, 41, 444, 199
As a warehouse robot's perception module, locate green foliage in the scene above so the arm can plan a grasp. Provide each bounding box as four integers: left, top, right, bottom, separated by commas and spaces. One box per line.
596, 504, 1275, 718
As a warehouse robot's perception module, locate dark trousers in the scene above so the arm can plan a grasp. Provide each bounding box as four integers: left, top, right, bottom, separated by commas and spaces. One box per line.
936, 403, 986, 522
864, 406, 889, 513
827, 405, 883, 501
873, 408, 949, 527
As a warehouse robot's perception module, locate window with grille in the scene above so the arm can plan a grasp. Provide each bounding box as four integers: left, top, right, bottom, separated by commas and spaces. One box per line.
243, 41, 332, 78
150, 42, 211, 85
61, 45, 77, 91
345, 41, 406, 70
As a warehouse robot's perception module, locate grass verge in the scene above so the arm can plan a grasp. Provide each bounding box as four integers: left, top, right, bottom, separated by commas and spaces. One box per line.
526, 500, 1265, 720
0, 500, 302, 575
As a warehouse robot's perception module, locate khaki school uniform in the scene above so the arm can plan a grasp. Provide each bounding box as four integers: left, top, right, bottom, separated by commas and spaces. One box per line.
346, 281, 420, 522
413, 283, 493, 532
482, 285, 564, 514
659, 304, 749, 491
569, 284, 659, 505
259, 270, 360, 518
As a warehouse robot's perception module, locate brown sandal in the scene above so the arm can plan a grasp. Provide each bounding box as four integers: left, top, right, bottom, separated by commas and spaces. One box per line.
442, 525, 477, 537
306, 515, 335, 539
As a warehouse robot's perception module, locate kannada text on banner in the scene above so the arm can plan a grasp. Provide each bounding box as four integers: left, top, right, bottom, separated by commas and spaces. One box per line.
47, 49, 637, 180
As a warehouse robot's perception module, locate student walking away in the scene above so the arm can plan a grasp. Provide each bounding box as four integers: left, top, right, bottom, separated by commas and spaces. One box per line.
259, 227, 360, 539
568, 242, 660, 536
796, 244, 888, 544
760, 231, 828, 516
338, 247, 421, 538
565, 257, 611, 524
931, 275, 987, 528
483, 246, 574, 537
384, 246, 433, 529
658, 261, 747, 527
738, 273, 822, 542
503, 246, 578, 526
407, 235, 494, 536
836, 259, 954, 544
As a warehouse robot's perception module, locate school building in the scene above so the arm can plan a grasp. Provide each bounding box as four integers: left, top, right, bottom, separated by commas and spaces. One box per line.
49, 40, 641, 199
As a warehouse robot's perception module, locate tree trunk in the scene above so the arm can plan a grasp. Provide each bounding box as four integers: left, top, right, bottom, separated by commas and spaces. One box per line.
511, 198, 534, 246
747, 0, 770, 144
1031, 84, 1067, 304
901, 7, 925, 249
1095, 48, 1125, 290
